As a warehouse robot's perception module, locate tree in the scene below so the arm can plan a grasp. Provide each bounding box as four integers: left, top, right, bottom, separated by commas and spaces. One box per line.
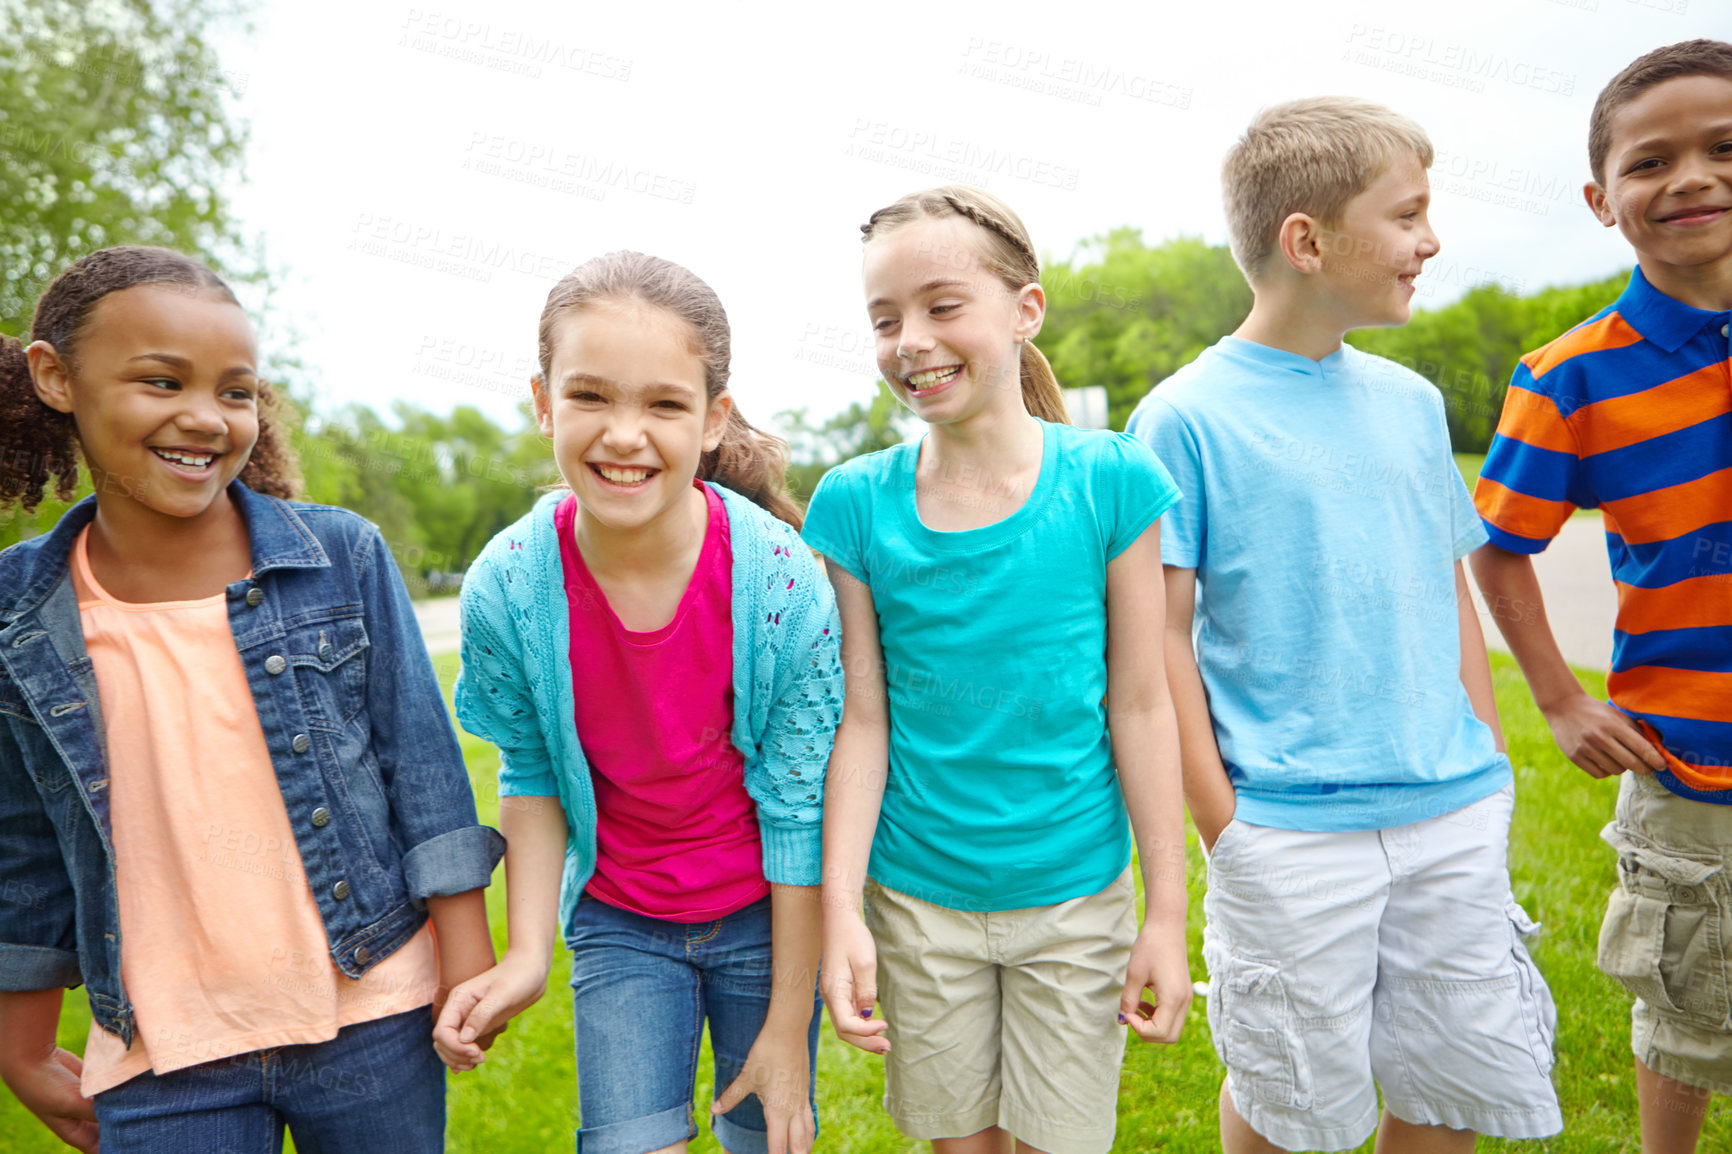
0, 0, 254, 336
1039, 229, 1254, 430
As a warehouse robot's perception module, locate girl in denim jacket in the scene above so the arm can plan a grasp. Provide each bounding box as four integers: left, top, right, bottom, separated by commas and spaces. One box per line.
438, 251, 841, 1154
0, 247, 503, 1154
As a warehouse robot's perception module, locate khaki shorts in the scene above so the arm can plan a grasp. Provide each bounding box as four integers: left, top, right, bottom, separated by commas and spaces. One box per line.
1599, 771, 1732, 1091
862, 869, 1136, 1154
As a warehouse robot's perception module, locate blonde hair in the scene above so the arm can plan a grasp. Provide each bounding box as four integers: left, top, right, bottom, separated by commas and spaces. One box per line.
859, 186, 1069, 425
1223, 97, 1434, 281
536, 251, 802, 529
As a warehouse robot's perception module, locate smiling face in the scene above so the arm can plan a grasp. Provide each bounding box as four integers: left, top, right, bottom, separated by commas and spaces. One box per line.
863, 216, 1044, 428
1588, 74, 1732, 299
534, 297, 729, 537
1314, 150, 1440, 331
34, 284, 260, 525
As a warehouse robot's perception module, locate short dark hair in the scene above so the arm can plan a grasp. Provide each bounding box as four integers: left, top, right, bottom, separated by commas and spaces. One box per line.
1589, 39, 1732, 185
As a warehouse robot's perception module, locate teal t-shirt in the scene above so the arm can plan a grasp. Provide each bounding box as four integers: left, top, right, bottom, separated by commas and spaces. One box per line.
801, 420, 1181, 911
1126, 336, 1511, 831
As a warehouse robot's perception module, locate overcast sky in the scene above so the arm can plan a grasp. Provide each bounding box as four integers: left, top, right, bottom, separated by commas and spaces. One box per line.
217, 0, 1719, 436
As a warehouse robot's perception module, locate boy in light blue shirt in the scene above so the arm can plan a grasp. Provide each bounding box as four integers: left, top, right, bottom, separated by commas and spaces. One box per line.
1128, 98, 1562, 1152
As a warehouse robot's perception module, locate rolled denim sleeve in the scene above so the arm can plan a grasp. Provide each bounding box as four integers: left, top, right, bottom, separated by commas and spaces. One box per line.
357, 526, 504, 899
0, 725, 82, 990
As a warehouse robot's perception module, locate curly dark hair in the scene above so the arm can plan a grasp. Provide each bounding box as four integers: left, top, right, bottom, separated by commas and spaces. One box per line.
0, 245, 300, 514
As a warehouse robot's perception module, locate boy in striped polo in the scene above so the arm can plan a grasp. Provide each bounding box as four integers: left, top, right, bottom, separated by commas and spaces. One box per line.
1472, 38, 1732, 1153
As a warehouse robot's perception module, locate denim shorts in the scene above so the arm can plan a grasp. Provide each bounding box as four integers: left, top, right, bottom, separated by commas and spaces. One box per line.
91, 1005, 443, 1154
565, 895, 821, 1154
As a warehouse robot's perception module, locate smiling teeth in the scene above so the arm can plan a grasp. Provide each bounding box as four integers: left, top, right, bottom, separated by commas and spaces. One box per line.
154, 449, 214, 468
907, 367, 960, 389
597, 466, 651, 484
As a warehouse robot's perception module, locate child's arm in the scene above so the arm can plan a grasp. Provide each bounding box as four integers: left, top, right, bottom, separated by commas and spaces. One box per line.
816, 559, 892, 1056
1470, 544, 1665, 777
1162, 565, 1236, 850
0, 988, 97, 1153
427, 890, 495, 1023
1110, 524, 1192, 1045
1455, 560, 1506, 753
711, 883, 821, 1154
432, 794, 567, 1070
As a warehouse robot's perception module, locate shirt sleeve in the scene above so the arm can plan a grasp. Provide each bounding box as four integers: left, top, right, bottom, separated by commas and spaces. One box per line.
1473, 361, 1584, 554
454, 552, 562, 799
1100, 431, 1182, 561
1126, 396, 1203, 568
799, 467, 868, 583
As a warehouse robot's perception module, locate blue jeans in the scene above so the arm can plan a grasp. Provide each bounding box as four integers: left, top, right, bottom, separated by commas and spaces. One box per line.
566, 895, 821, 1154
91, 1006, 444, 1154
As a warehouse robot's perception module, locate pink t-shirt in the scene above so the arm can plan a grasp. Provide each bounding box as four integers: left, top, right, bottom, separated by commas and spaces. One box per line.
556, 485, 768, 922
69, 529, 437, 1096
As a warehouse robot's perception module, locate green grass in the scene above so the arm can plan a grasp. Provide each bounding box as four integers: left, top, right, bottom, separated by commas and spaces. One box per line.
4, 654, 1714, 1150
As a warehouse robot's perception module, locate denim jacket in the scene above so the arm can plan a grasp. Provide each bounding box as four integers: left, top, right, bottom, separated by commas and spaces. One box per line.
0, 483, 504, 1044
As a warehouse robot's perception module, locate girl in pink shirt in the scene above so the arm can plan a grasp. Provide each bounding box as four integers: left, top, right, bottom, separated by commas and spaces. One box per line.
442, 251, 841, 1154
0, 247, 503, 1154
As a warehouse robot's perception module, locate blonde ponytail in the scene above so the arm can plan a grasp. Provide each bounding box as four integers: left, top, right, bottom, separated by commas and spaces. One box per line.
1020, 340, 1069, 425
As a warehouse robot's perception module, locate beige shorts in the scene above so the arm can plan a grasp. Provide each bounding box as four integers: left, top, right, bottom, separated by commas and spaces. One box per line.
1599, 771, 1732, 1091
863, 869, 1136, 1154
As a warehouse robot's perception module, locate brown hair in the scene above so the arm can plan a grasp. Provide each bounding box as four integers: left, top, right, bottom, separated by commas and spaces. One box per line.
535, 250, 803, 529
0, 246, 298, 514
859, 186, 1070, 425
1222, 97, 1433, 281
1589, 39, 1732, 185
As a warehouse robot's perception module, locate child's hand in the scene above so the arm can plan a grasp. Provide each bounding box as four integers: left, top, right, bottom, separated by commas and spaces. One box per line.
1542, 693, 1667, 779
1119, 921, 1192, 1044
432, 951, 549, 1071
819, 911, 889, 1055
1, 1047, 99, 1153
712, 1025, 814, 1154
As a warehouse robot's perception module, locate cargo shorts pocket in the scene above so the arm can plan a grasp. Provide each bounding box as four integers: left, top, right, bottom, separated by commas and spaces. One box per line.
1507, 901, 1558, 1075
1597, 827, 1731, 1025
1203, 937, 1311, 1110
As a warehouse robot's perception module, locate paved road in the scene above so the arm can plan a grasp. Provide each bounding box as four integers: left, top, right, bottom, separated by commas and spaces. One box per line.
414, 515, 1616, 669
1468, 514, 1614, 673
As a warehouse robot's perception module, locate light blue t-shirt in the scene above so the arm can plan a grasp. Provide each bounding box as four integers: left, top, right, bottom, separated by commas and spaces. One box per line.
1126, 336, 1510, 832
802, 420, 1180, 911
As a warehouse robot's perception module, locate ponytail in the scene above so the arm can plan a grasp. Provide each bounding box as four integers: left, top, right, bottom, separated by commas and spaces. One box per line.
0, 335, 81, 513
1020, 340, 1070, 425
538, 250, 803, 530
699, 404, 803, 530
0, 246, 302, 515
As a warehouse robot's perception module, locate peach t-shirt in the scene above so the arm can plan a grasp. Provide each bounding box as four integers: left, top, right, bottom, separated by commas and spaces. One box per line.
72, 529, 437, 1096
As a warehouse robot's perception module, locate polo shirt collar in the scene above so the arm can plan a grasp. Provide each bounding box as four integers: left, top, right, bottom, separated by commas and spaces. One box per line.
1616, 265, 1729, 354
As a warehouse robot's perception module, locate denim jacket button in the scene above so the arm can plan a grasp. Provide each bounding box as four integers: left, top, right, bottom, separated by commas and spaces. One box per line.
354, 946, 373, 965
291, 733, 311, 754
319, 642, 334, 663
245, 587, 264, 607
311, 807, 331, 828
264, 654, 286, 675
332, 879, 350, 900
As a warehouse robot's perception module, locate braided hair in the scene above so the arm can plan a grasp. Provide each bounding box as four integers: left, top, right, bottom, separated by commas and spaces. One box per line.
0, 246, 299, 513
860, 186, 1069, 425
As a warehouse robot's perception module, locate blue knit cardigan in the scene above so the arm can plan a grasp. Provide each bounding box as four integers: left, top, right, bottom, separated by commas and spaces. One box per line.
454, 483, 842, 932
